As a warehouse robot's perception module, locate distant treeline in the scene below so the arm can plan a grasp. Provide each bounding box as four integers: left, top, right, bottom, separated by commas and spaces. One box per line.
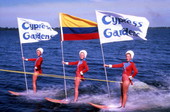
0, 27, 169, 31
0, 27, 60, 31
0, 27, 18, 30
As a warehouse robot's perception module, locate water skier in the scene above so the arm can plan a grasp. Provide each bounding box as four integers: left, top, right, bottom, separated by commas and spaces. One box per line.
23, 48, 43, 93
63, 50, 89, 102
104, 50, 138, 108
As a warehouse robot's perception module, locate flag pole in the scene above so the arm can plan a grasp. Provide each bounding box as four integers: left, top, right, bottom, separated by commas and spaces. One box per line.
61, 41, 68, 100
96, 10, 111, 98
20, 43, 29, 93
100, 43, 111, 98
18, 17, 28, 93
59, 13, 68, 100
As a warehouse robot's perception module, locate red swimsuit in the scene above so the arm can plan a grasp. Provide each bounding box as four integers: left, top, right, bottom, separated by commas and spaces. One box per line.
111, 62, 138, 83
27, 56, 43, 74
68, 60, 89, 80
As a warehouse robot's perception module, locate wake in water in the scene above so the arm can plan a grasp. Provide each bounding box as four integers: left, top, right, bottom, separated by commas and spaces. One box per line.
127, 79, 170, 111
9, 86, 64, 102
8, 77, 170, 112
74, 79, 170, 112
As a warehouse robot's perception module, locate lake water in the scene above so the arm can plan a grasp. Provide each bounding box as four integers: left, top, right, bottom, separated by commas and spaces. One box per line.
0, 28, 170, 112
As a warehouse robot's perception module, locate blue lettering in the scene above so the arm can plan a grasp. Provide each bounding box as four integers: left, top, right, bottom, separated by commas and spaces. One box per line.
33, 24, 39, 30
41, 34, 45, 39
23, 32, 30, 39
45, 35, 50, 39
41, 24, 45, 29
127, 20, 131, 24
22, 22, 52, 30
122, 28, 128, 35
112, 17, 118, 25
113, 30, 120, 37
36, 33, 40, 39
103, 28, 140, 37
31, 34, 36, 39
104, 28, 112, 38
133, 21, 137, 27
107, 16, 143, 28
102, 15, 111, 25
118, 18, 125, 24
138, 22, 143, 27
129, 30, 134, 35
22, 32, 53, 41
22, 22, 29, 30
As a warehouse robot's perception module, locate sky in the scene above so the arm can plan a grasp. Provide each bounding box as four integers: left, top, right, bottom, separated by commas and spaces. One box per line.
0, 0, 169, 27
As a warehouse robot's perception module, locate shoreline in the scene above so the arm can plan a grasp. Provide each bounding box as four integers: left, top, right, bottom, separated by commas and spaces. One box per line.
0, 27, 169, 31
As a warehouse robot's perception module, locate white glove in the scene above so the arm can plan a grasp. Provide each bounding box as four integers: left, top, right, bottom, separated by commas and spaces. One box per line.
65, 62, 69, 65
109, 65, 112, 68
62, 61, 69, 65
80, 71, 83, 75
129, 76, 133, 80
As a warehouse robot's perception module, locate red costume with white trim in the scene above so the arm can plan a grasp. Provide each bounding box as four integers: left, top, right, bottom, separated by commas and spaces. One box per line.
112, 62, 138, 77
111, 62, 138, 84
27, 56, 43, 74
68, 60, 89, 80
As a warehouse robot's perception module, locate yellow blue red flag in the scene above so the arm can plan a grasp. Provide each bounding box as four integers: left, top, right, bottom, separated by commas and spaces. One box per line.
59, 13, 99, 41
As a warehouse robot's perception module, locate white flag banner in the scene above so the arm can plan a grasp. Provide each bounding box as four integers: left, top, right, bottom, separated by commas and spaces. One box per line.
18, 18, 58, 44
96, 10, 149, 44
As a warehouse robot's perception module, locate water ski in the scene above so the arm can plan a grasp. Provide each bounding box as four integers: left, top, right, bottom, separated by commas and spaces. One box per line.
45, 97, 69, 104
8, 91, 23, 96
88, 102, 112, 109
